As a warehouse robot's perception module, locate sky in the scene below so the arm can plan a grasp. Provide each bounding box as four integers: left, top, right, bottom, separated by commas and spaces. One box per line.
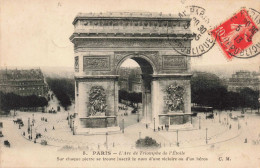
0, 0, 259, 71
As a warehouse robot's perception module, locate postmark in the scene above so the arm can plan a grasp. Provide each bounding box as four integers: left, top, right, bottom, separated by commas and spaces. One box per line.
167, 5, 216, 57
211, 8, 259, 59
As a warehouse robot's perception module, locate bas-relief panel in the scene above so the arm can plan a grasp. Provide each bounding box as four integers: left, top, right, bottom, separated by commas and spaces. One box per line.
162, 55, 187, 70
83, 56, 110, 71
164, 83, 185, 112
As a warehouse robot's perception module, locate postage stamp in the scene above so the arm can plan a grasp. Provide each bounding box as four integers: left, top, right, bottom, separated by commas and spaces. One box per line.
168, 5, 216, 57
211, 8, 259, 59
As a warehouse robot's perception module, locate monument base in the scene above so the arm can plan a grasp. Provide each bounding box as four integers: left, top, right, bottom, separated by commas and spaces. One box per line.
159, 113, 193, 127
75, 116, 121, 135
75, 126, 121, 135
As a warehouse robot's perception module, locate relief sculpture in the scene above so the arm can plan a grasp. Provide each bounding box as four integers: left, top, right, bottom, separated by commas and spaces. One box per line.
165, 83, 185, 112
83, 56, 110, 71
88, 86, 107, 116
162, 56, 186, 70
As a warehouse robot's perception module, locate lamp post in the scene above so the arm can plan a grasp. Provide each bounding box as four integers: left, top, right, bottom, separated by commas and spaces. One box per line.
206, 128, 208, 144
238, 118, 240, 130
176, 130, 179, 146
73, 121, 75, 135
30, 124, 33, 140
106, 132, 108, 149
227, 112, 229, 125
153, 117, 155, 132
122, 119, 124, 133
199, 116, 201, 129
258, 97, 260, 113
137, 109, 140, 123
68, 112, 70, 125
28, 118, 30, 134
70, 116, 72, 129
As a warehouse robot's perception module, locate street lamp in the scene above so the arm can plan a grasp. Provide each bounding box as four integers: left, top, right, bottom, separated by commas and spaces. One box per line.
68, 112, 70, 125
137, 110, 140, 123
206, 128, 208, 144
176, 130, 179, 147
258, 97, 260, 113
30, 124, 33, 140
122, 119, 124, 133
28, 118, 30, 134
73, 121, 75, 135
105, 132, 108, 149
199, 116, 201, 129
70, 116, 72, 129
153, 117, 155, 132
227, 112, 229, 125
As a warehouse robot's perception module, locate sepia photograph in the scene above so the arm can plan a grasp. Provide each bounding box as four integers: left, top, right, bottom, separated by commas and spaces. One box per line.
0, 0, 260, 167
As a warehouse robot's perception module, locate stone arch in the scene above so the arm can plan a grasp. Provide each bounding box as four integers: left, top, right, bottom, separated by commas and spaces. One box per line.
115, 53, 157, 75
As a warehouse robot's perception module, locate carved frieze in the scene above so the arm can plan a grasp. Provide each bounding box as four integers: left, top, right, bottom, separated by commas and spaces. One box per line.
164, 83, 185, 112
74, 39, 187, 49
162, 55, 186, 70
83, 56, 110, 71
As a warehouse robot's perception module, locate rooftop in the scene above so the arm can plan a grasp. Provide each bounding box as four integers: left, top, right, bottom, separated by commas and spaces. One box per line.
72, 12, 190, 24
0, 69, 44, 81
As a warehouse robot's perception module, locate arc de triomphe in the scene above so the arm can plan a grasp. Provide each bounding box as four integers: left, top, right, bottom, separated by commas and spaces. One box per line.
70, 12, 193, 134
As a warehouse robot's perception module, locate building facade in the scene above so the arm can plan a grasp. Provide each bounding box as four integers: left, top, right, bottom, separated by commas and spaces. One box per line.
227, 70, 260, 92
0, 68, 48, 97
118, 67, 142, 93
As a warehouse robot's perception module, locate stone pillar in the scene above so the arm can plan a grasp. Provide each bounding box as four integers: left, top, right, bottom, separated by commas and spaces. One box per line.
76, 76, 119, 131
151, 79, 160, 127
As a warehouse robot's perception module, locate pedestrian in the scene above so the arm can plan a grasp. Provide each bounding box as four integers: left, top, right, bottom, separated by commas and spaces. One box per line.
158, 127, 160, 131
146, 124, 148, 129
53, 126, 55, 130
229, 124, 232, 129
23, 132, 25, 136
45, 128, 47, 132
244, 138, 247, 143
161, 126, 163, 130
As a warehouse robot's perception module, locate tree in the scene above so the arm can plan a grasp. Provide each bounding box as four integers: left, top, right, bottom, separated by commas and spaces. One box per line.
191, 72, 228, 109
46, 77, 75, 110
240, 87, 258, 109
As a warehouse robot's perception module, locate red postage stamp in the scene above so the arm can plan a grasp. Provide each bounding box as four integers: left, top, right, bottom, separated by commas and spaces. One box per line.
211, 8, 259, 59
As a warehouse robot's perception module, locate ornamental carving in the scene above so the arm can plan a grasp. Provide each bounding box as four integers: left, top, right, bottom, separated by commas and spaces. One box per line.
75, 39, 186, 49
89, 86, 107, 116
165, 83, 185, 112
83, 56, 110, 71
162, 56, 186, 70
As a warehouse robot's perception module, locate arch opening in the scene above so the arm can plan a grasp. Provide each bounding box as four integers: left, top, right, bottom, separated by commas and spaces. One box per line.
117, 56, 154, 129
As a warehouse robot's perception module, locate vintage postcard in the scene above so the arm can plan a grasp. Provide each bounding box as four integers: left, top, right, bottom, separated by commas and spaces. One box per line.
0, 0, 260, 167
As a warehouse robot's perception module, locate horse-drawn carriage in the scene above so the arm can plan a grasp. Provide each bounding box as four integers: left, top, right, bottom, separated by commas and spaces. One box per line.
4, 140, 10, 147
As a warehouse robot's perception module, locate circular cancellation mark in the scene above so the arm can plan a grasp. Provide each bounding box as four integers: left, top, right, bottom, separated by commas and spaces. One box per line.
167, 5, 216, 57
230, 8, 260, 59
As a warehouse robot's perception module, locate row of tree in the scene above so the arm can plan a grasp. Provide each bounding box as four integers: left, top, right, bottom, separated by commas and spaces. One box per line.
191, 72, 259, 110
119, 90, 142, 107
45, 77, 75, 110
0, 92, 48, 114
